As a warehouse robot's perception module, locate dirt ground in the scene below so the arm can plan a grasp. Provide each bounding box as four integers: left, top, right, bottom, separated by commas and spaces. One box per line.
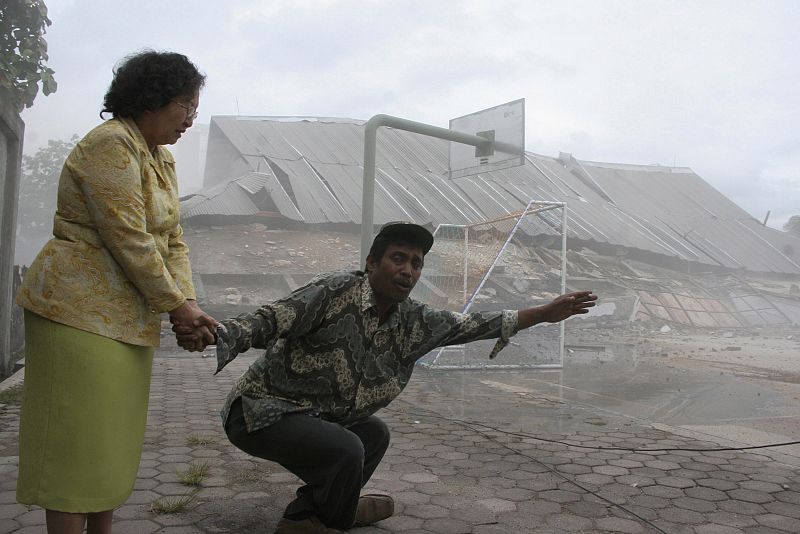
184, 224, 362, 275
611, 325, 800, 385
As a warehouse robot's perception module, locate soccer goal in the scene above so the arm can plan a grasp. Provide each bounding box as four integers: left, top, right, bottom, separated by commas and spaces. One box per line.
411, 200, 567, 369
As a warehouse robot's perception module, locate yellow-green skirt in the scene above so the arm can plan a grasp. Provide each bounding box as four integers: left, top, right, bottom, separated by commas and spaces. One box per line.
16, 310, 154, 512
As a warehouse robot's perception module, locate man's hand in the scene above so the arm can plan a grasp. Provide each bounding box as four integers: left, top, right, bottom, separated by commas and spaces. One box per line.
540, 291, 597, 323
518, 291, 597, 329
169, 300, 218, 352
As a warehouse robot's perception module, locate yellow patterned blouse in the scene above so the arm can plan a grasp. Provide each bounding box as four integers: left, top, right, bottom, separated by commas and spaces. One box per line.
16, 117, 195, 347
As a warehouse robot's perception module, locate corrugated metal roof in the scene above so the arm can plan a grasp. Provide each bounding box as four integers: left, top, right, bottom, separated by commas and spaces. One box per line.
185, 116, 800, 275
181, 180, 259, 218
181, 171, 304, 221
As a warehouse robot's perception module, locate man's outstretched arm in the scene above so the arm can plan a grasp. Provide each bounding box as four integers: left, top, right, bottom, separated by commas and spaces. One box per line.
174, 277, 336, 372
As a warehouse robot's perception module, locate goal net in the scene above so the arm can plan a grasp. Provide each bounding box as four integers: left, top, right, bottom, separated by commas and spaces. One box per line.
411, 200, 567, 369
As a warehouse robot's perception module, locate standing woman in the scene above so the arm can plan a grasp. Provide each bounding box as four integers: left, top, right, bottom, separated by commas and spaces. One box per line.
15, 50, 217, 533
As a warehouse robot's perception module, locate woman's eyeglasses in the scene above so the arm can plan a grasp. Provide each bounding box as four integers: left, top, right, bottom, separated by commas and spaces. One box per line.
172, 100, 198, 121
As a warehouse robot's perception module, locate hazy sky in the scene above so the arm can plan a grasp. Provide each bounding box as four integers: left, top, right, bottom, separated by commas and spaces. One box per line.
20, 0, 800, 230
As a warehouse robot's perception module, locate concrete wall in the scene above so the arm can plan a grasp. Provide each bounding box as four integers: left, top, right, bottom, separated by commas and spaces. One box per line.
0, 101, 24, 379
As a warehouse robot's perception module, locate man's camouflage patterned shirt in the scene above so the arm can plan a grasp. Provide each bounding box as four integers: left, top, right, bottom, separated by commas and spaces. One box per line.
215, 270, 518, 432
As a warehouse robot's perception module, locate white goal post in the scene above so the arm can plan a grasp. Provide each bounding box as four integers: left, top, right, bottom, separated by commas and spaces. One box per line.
412, 200, 568, 369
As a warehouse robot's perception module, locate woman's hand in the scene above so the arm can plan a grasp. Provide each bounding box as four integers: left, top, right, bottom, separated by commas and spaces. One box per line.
169, 300, 218, 352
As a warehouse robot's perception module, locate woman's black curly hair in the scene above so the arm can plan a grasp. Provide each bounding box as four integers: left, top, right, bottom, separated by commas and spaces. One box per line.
101, 50, 206, 119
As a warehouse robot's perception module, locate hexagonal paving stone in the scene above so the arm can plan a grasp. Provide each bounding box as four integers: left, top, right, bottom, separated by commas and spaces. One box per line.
706, 510, 757, 528
631, 467, 668, 478
159, 454, 195, 463
693, 524, 747, 534
376, 515, 425, 531
0, 504, 26, 519
698, 478, 740, 491
516, 477, 561, 492
573, 457, 607, 467
616, 474, 655, 488
14, 508, 45, 526
774, 490, 800, 505
595, 516, 645, 533
0, 519, 20, 534
154, 483, 197, 496
658, 476, 695, 489
546, 512, 594, 531
601, 484, 642, 501
697, 455, 732, 466
196, 487, 236, 500
755, 513, 800, 532
556, 463, 593, 475
112, 520, 161, 533
400, 472, 439, 484
644, 460, 681, 471
156, 526, 207, 533
740, 481, 785, 493
394, 490, 431, 506
677, 461, 716, 472
403, 503, 450, 519
717, 500, 767, 515
539, 489, 582, 504
436, 451, 468, 461
763, 500, 800, 519
494, 487, 534, 503
625, 454, 657, 463
476, 497, 516, 514
516, 499, 562, 516
727, 488, 775, 504
593, 465, 630, 477
609, 459, 644, 469
575, 473, 615, 486
672, 469, 706, 480
685, 485, 728, 502
657, 506, 705, 524
629, 494, 670, 509
709, 470, 749, 482
423, 517, 471, 533
644, 485, 694, 501
673, 496, 718, 513
152, 512, 197, 527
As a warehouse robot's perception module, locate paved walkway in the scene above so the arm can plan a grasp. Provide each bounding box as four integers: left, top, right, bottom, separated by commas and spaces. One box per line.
1, 347, 799, 534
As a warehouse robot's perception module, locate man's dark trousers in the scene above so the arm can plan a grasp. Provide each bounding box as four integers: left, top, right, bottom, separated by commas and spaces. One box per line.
225, 398, 391, 529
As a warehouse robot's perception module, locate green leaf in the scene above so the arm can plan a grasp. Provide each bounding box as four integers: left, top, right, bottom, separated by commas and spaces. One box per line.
43, 77, 56, 95
1, 0, 56, 110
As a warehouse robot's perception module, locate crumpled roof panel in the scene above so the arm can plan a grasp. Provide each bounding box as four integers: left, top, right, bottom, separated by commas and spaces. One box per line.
181, 180, 260, 218
181, 172, 303, 221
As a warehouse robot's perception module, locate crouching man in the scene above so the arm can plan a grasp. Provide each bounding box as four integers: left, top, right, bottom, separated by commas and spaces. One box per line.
176, 222, 596, 533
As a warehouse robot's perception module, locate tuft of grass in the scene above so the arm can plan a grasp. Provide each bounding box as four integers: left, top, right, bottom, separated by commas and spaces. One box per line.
177, 461, 211, 486
185, 435, 214, 446
0, 384, 23, 405
150, 492, 196, 514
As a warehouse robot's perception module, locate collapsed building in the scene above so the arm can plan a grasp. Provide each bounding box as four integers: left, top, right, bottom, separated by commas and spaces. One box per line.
179, 116, 800, 354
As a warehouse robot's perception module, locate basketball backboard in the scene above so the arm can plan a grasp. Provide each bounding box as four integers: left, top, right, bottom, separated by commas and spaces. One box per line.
448, 98, 525, 179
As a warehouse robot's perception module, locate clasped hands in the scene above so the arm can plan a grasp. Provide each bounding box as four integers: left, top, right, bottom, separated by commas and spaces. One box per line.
169, 299, 218, 352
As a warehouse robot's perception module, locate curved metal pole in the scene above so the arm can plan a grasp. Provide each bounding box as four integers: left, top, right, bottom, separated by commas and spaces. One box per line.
360, 114, 493, 267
